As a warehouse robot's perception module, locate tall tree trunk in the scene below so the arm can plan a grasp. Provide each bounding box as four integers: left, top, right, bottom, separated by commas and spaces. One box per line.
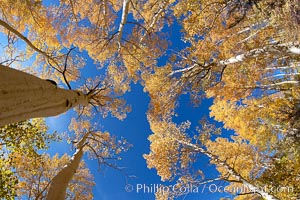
169, 43, 300, 77
46, 132, 89, 200
117, 0, 130, 51
0, 65, 89, 127
46, 149, 83, 200
177, 139, 279, 200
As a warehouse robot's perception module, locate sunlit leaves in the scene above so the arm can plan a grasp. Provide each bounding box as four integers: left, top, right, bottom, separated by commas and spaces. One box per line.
0, 0, 299, 199
13, 153, 95, 199
140, 1, 300, 200
144, 119, 192, 181
206, 137, 262, 180
142, 65, 179, 120
0, 158, 17, 199
0, 119, 60, 155
0, 119, 59, 199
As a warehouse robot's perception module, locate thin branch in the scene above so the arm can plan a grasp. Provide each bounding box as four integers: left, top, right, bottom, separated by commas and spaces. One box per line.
62, 47, 75, 90
76, 105, 86, 119
0, 55, 23, 66
130, 1, 146, 21
127, 21, 149, 33
0, 19, 58, 66
212, 65, 227, 87
68, 0, 79, 22
139, 0, 169, 44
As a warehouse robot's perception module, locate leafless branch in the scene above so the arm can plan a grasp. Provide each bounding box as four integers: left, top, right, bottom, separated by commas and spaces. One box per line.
62, 47, 75, 89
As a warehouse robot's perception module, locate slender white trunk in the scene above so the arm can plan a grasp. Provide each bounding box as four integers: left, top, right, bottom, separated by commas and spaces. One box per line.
264, 65, 297, 70
220, 43, 300, 65
219, 54, 246, 65
46, 132, 89, 200
259, 81, 299, 88
289, 46, 300, 54
217, 20, 269, 46
140, 0, 169, 44
117, 0, 130, 51
238, 30, 260, 44
0, 20, 49, 60
168, 64, 198, 77
169, 43, 300, 76
46, 149, 84, 200
177, 140, 278, 200
264, 73, 300, 78
0, 65, 89, 127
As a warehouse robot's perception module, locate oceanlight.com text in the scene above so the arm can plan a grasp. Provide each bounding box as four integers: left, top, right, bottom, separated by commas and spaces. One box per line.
124, 183, 294, 195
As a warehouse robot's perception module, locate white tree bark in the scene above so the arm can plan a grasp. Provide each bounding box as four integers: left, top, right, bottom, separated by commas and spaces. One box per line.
46, 149, 83, 200
0, 65, 89, 127
219, 42, 300, 65
177, 139, 278, 200
46, 132, 89, 200
117, 0, 130, 51
139, 0, 169, 44
169, 42, 300, 77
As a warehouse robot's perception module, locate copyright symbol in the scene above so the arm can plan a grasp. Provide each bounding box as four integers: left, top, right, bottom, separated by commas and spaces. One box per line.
125, 184, 134, 192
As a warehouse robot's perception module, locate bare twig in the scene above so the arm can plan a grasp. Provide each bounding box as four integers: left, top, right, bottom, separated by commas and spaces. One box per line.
62, 47, 75, 90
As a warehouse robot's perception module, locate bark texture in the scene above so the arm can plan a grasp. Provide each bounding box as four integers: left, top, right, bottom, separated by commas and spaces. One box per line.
0, 65, 89, 126
46, 132, 89, 200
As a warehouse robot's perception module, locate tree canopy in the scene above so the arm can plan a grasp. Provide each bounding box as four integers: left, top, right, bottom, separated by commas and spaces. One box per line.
0, 0, 299, 199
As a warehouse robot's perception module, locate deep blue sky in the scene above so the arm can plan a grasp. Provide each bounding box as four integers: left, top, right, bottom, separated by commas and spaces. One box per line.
45, 41, 232, 200
41, 1, 235, 199
45, 66, 233, 200
46, 83, 233, 200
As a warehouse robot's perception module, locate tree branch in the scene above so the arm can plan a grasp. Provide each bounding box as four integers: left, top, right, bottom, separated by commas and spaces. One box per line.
62, 47, 75, 90
0, 19, 51, 60
0, 19, 77, 89
139, 0, 169, 44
